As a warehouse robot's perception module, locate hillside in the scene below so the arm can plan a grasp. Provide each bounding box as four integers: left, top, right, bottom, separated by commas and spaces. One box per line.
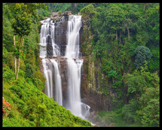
3, 64, 91, 127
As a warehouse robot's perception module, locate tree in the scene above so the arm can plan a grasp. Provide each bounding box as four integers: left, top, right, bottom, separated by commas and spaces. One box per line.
134, 46, 152, 70
80, 4, 97, 19
122, 60, 159, 104
105, 6, 126, 41
137, 86, 159, 126
11, 3, 32, 80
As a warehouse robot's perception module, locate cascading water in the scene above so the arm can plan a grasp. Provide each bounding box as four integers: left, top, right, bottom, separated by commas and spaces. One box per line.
42, 59, 53, 98
50, 59, 62, 105
50, 20, 60, 57
39, 15, 90, 121
65, 15, 90, 119
39, 18, 62, 103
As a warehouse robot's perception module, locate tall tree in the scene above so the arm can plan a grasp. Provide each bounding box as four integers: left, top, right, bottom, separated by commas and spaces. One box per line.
11, 3, 32, 80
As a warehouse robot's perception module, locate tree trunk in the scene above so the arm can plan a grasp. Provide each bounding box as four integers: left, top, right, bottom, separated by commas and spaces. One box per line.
13, 35, 17, 73
18, 58, 20, 75
15, 37, 21, 80
15, 58, 18, 80
127, 27, 130, 39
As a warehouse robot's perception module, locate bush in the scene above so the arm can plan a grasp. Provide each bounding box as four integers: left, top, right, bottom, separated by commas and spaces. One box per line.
122, 104, 135, 124
34, 71, 46, 83
6, 52, 15, 71
3, 46, 8, 64
3, 67, 16, 82
25, 63, 34, 79
32, 78, 45, 91
20, 59, 25, 71
18, 69, 25, 77
134, 46, 152, 70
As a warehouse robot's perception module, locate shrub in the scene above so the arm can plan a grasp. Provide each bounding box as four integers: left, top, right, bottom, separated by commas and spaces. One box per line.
134, 46, 152, 70
34, 71, 46, 83
3, 46, 8, 64
6, 52, 15, 71
32, 78, 45, 91
19, 69, 25, 77
122, 104, 135, 124
25, 63, 34, 79
19, 59, 25, 71
3, 67, 16, 82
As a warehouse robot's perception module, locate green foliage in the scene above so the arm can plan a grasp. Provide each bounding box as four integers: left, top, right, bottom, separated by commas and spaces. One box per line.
32, 78, 45, 91
25, 63, 34, 79
3, 14, 14, 52
34, 70, 46, 83
80, 4, 97, 18
148, 46, 159, 73
134, 46, 152, 69
11, 3, 32, 37
58, 10, 62, 15
13, 47, 21, 58
122, 104, 135, 124
6, 52, 15, 71
137, 86, 159, 127
3, 62, 91, 127
3, 67, 16, 83
108, 70, 117, 79
102, 85, 109, 96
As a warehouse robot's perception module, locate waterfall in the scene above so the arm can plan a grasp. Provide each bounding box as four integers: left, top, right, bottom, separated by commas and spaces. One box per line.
39, 15, 90, 120
50, 59, 62, 105
39, 18, 62, 103
65, 15, 90, 119
50, 21, 60, 57
42, 59, 53, 98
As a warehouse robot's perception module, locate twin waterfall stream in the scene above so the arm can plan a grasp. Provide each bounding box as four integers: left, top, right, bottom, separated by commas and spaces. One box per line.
39, 15, 91, 121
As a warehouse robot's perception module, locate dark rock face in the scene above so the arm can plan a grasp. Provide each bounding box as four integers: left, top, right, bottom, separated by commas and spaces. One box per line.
59, 57, 68, 102
80, 15, 118, 113
46, 35, 53, 57
55, 19, 67, 56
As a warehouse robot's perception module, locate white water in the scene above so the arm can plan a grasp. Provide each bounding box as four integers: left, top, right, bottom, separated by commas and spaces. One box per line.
65, 15, 90, 119
50, 59, 62, 105
39, 16, 90, 120
39, 18, 60, 58
50, 21, 60, 57
42, 59, 53, 98
39, 18, 62, 103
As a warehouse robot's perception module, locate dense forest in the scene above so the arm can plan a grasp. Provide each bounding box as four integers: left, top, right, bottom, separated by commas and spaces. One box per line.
3, 3, 159, 127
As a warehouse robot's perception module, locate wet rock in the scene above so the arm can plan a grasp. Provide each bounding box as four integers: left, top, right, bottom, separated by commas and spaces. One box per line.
44, 17, 49, 20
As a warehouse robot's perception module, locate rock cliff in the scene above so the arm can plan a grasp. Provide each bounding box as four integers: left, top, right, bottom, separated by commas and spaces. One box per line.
80, 14, 118, 112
